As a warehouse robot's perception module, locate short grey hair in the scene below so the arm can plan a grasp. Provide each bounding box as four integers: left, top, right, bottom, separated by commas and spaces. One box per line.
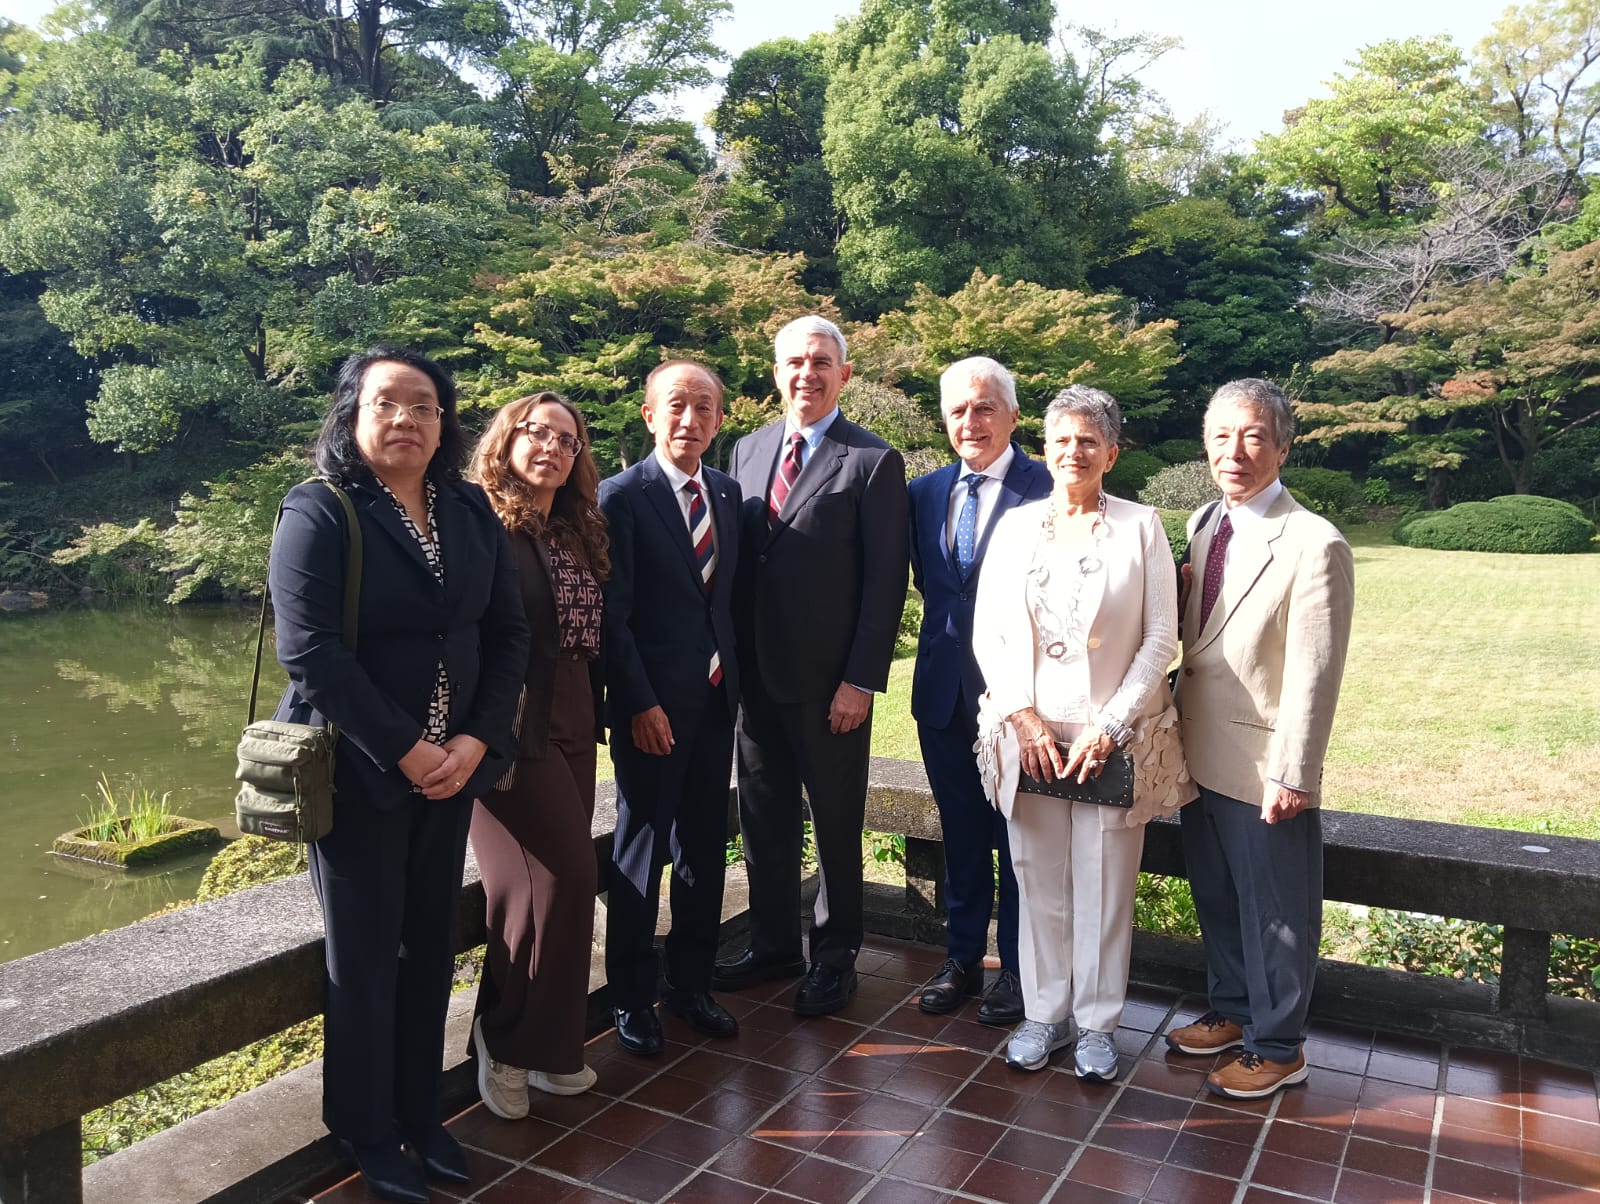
1044, 385, 1121, 446
939, 356, 1019, 417
775, 315, 847, 363
1207, 378, 1295, 445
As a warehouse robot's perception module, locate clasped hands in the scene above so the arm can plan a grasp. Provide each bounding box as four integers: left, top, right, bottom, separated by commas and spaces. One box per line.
1008, 706, 1115, 785
399, 734, 488, 799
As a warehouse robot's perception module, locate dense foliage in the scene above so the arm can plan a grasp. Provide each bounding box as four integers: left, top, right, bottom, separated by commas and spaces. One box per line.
4, 0, 1600, 597
1394, 494, 1596, 553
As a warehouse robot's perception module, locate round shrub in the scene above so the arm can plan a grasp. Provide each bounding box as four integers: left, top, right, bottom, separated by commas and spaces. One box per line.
1104, 448, 1165, 500
1139, 460, 1221, 511
1160, 509, 1193, 561
1153, 438, 1203, 464
1280, 466, 1363, 524
1393, 495, 1596, 554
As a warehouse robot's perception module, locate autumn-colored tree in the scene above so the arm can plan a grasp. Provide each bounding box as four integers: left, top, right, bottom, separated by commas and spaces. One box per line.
1305, 241, 1600, 499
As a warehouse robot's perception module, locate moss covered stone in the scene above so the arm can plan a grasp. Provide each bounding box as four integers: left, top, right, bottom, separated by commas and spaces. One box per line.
52, 817, 221, 869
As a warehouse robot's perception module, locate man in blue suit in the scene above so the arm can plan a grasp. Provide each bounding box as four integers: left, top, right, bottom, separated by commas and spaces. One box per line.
908, 356, 1051, 1024
600, 360, 743, 1056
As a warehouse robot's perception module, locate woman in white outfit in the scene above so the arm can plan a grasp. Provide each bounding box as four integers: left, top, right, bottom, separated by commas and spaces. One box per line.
973, 386, 1197, 1081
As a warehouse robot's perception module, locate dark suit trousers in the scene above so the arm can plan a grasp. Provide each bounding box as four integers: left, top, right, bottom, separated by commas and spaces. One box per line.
606, 683, 735, 1009
471, 657, 598, 1075
917, 686, 1019, 972
735, 678, 872, 971
309, 789, 471, 1144
1180, 784, 1323, 1062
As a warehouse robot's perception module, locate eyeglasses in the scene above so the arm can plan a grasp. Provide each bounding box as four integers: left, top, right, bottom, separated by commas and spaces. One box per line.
515, 420, 584, 457
365, 400, 443, 424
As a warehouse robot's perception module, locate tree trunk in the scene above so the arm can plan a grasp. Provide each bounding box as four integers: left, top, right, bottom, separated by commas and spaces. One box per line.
1424, 467, 1450, 509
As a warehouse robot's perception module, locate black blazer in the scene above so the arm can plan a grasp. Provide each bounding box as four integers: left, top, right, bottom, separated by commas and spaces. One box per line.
269, 476, 530, 810
507, 529, 606, 756
908, 445, 1052, 728
599, 456, 742, 725
728, 413, 909, 704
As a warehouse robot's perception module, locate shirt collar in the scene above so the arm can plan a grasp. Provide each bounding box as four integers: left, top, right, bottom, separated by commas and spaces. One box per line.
966, 443, 1014, 484
1226, 477, 1284, 531
653, 447, 704, 493
785, 404, 842, 451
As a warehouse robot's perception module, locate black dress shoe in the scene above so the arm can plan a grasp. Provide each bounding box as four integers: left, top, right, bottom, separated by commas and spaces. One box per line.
338, 1138, 429, 1204
793, 963, 858, 1017
918, 958, 985, 1015
405, 1124, 470, 1185
712, 949, 808, 991
615, 1005, 664, 1055
977, 967, 1025, 1026
661, 988, 740, 1038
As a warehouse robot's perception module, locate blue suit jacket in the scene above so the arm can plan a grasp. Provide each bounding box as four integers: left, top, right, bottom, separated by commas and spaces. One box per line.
599, 455, 742, 725
908, 445, 1051, 729
268, 475, 529, 809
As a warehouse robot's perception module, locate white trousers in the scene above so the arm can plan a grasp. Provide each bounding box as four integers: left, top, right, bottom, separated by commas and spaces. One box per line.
1007, 792, 1146, 1032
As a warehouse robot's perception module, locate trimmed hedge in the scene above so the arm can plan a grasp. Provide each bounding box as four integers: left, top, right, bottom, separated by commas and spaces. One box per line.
1153, 438, 1203, 464
1394, 495, 1596, 554
1139, 460, 1220, 511
1280, 466, 1363, 525
1159, 509, 1193, 561
1104, 448, 1165, 500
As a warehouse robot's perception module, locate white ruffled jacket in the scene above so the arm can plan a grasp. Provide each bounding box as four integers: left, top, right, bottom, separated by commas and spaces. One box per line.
972, 493, 1197, 828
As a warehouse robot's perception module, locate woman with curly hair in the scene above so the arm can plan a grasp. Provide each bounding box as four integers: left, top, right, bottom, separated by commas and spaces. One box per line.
468, 392, 610, 1119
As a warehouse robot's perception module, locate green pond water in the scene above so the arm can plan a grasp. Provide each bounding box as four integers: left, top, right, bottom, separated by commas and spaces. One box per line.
0, 604, 283, 964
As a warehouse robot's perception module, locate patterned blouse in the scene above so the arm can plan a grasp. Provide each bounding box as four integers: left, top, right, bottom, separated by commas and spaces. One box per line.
546, 539, 602, 659
379, 479, 451, 746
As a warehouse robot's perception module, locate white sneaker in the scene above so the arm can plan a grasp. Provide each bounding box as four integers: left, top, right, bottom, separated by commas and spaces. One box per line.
528, 1065, 598, 1096
1005, 1018, 1074, 1071
1074, 1029, 1120, 1082
473, 1018, 529, 1119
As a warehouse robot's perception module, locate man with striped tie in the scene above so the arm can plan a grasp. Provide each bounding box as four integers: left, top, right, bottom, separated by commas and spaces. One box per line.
716, 315, 909, 1017
599, 360, 744, 1055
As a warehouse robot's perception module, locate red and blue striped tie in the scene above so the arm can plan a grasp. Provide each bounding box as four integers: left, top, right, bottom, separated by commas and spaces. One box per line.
685, 479, 722, 686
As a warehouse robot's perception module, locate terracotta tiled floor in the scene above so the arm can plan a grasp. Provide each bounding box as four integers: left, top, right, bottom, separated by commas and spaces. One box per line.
304, 939, 1600, 1203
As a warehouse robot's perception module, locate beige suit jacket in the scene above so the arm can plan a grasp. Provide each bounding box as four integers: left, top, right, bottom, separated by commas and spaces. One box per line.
1175, 488, 1355, 810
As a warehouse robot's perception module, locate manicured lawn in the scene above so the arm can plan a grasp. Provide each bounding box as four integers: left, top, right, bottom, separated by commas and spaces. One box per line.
872, 526, 1600, 838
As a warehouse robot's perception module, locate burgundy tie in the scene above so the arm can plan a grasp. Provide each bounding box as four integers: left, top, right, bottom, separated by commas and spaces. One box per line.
685, 480, 722, 687
767, 432, 804, 526
1199, 512, 1233, 630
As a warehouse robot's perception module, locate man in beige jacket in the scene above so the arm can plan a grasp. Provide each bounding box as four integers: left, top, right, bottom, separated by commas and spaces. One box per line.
1165, 378, 1355, 1100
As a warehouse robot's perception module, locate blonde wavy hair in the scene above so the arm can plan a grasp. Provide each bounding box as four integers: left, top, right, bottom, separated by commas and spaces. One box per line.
472, 392, 609, 581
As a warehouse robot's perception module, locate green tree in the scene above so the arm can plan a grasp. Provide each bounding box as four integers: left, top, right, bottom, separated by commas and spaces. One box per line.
859, 268, 1179, 424
1256, 37, 1486, 223
0, 42, 506, 453
490, 0, 728, 193
709, 36, 838, 278
822, 0, 1127, 313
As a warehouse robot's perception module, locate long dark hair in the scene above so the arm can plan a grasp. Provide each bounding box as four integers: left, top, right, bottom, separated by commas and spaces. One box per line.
313, 346, 467, 486
472, 392, 610, 581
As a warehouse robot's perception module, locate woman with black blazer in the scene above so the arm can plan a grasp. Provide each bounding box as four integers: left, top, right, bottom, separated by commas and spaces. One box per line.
467, 391, 608, 1120
269, 347, 528, 1204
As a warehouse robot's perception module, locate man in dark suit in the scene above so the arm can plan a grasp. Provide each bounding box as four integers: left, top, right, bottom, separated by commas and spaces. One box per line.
908, 356, 1051, 1025
599, 360, 744, 1057
714, 315, 910, 1016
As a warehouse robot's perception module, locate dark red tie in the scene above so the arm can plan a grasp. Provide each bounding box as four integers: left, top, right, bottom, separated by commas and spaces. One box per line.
685, 480, 722, 686
767, 432, 804, 526
1199, 512, 1233, 630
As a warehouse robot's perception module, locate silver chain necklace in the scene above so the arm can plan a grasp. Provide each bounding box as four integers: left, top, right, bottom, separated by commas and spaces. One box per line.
1030, 491, 1107, 662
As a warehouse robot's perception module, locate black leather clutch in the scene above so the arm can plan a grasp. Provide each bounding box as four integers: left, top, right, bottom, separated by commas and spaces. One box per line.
1018, 744, 1134, 808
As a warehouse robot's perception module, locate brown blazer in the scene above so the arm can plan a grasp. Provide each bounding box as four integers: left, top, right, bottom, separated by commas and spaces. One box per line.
508, 530, 604, 757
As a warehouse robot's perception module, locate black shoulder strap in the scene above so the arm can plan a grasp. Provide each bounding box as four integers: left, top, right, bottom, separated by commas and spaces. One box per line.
245, 478, 363, 725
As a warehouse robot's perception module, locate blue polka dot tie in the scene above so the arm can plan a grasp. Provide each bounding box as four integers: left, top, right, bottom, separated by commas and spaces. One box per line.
955, 472, 983, 579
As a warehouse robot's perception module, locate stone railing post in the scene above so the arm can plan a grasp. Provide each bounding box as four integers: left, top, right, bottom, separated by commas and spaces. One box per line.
0, 1120, 82, 1204
1497, 927, 1552, 1021
903, 836, 946, 945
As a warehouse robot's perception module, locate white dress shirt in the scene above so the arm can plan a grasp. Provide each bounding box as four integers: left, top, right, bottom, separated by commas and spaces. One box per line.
653, 447, 716, 551
945, 444, 1015, 557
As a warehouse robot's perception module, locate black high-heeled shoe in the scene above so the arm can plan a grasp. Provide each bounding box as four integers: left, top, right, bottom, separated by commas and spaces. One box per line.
337, 1137, 429, 1204
405, 1124, 471, 1185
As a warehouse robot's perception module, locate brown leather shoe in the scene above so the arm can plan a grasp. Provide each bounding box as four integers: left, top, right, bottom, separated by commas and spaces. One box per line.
1207, 1050, 1309, 1099
1165, 1010, 1245, 1055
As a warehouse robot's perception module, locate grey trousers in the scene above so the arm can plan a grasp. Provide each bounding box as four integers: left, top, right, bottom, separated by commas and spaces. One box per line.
1180, 784, 1323, 1062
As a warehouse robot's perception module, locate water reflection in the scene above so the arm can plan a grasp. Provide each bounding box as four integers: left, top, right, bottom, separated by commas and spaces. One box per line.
0, 605, 282, 963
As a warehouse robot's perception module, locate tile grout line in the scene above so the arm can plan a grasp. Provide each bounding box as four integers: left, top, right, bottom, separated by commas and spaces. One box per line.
1419, 1044, 1449, 1204
1228, 1089, 1285, 1204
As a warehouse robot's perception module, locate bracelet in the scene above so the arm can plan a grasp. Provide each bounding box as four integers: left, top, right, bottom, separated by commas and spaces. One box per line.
1100, 716, 1133, 750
